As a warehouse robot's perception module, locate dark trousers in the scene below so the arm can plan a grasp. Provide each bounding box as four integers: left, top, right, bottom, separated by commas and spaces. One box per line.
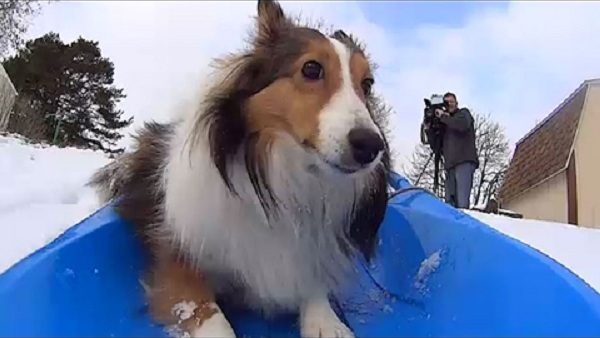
444, 162, 476, 209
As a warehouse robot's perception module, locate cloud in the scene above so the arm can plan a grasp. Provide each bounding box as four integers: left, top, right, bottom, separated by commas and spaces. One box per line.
22, 1, 600, 172
23, 2, 369, 140
383, 1, 600, 170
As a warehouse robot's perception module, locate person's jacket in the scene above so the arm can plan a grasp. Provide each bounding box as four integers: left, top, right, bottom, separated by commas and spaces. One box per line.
421, 107, 479, 170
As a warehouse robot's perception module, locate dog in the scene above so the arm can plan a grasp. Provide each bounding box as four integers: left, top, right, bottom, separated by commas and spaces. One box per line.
89, 0, 393, 337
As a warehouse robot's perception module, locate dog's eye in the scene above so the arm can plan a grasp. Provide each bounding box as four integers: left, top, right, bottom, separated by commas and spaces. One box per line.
302, 60, 324, 80
361, 78, 374, 96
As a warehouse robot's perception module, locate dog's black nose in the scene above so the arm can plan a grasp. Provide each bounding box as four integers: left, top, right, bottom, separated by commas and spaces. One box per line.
347, 128, 384, 165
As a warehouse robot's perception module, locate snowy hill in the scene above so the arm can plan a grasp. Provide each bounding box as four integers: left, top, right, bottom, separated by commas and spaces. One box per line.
0, 134, 110, 273
0, 133, 598, 294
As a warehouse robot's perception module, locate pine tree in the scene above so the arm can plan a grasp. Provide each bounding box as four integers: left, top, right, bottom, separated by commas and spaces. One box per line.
3, 32, 133, 153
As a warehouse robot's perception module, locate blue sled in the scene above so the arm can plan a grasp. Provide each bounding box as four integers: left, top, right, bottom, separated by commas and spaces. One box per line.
1, 172, 600, 337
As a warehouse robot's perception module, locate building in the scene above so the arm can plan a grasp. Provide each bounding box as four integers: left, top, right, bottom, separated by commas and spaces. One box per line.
499, 79, 600, 228
0, 64, 17, 131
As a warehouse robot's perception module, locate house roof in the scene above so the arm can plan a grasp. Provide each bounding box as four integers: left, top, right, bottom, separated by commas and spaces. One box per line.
498, 79, 600, 203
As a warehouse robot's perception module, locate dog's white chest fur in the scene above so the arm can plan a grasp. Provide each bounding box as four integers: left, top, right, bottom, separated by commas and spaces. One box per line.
162, 125, 374, 314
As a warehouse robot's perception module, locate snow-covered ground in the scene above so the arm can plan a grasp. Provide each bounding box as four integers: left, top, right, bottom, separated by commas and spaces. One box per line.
0, 134, 110, 273
465, 210, 600, 293
0, 133, 599, 296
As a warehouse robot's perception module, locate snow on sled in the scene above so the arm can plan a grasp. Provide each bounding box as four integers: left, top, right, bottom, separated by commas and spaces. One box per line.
1, 172, 599, 337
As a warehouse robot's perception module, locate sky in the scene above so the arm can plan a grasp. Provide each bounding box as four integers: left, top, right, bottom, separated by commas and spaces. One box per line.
20, 0, 600, 172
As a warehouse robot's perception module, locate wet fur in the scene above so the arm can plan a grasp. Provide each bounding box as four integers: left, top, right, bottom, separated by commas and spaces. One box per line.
89, 0, 393, 324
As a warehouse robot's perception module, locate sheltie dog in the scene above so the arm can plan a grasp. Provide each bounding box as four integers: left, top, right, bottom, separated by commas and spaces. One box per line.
89, 0, 393, 336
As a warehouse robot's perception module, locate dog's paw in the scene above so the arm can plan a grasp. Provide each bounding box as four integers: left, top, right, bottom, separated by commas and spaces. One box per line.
301, 318, 354, 338
300, 300, 355, 338
189, 311, 237, 338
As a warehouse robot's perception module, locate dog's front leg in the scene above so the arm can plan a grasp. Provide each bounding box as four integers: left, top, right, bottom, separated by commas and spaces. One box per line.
300, 294, 355, 338
145, 251, 236, 338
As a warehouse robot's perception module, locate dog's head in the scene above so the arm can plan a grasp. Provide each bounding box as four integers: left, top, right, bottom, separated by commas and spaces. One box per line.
245, 0, 385, 174
196, 0, 392, 203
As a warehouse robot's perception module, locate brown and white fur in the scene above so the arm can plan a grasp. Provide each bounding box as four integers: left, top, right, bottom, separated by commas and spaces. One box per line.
89, 0, 392, 337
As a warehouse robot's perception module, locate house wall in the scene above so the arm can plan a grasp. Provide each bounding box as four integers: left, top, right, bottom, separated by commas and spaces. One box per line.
573, 83, 600, 229
0, 64, 17, 131
502, 172, 568, 224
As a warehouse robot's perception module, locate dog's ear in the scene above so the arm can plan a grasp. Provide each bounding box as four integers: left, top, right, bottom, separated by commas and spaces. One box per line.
256, 0, 291, 45
332, 30, 350, 41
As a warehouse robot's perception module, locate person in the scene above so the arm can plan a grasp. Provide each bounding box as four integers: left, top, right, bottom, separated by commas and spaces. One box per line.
421, 92, 479, 209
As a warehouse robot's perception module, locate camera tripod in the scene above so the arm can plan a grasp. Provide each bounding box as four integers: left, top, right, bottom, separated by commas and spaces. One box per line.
415, 132, 444, 196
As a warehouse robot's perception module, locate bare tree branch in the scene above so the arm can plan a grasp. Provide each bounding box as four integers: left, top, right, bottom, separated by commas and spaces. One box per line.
471, 111, 510, 206
401, 142, 447, 199
0, 1, 56, 58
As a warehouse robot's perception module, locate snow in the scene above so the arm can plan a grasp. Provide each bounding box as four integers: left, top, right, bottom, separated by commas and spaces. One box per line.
414, 249, 443, 292
171, 300, 198, 323
0, 132, 598, 301
497, 208, 519, 215
466, 210, 600, 294
0, 134, 110, 274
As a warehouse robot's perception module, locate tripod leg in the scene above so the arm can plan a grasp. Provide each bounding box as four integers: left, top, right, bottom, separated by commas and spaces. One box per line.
415, 152, 434, 186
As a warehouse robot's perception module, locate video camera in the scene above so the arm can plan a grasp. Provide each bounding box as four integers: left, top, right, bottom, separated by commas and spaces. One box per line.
423, 94, 448, 129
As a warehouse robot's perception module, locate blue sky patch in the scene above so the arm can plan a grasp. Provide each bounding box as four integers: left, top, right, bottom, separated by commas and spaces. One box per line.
359, 1, 510, 32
